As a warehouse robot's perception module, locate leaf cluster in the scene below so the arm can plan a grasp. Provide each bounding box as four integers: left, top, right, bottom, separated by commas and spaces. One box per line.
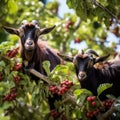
66, 0, 120, 25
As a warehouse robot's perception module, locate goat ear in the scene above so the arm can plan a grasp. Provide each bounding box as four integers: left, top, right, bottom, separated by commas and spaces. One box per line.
57, 53, 73, 62
3, 26, 19, 36
95, 54, 110, 63
39, 25, 56, 35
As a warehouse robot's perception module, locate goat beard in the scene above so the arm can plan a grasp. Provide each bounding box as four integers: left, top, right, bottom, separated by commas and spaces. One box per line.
20, 47, 35, 62
24, 50, 35, 61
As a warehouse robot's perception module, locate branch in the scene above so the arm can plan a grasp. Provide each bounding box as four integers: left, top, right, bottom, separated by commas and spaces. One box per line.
97, 105, 116, 120
0, 55, 11, 62
27, 68, 52, 85
27, 68, 82, 108
60, 93, 83, 108
91, 0, 118, 21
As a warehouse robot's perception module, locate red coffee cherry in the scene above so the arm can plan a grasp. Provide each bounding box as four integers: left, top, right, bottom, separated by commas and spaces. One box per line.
91, 101, 96, 107
6, 48, 19, 58
49, 85, 59, 95
50, 109, 60, 119
87, 96, 92, 102
3, 88, 18, 102
13, 63, 22, 71
13, 75, 21, 84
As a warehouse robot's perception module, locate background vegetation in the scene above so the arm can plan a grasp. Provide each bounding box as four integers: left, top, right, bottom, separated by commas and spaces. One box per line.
0, 0, 120, 120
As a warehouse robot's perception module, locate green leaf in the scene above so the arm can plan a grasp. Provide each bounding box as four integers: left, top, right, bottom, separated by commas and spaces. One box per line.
0, 61, 6, 67
97, 83, 113, 96
10, 71, 18, 76
74, 89, 92, 106
42, 61, 51, 76
8, 0, 18, 14
4, 66, 10, 75
0, 82, 10, 95
106, 94, 116, 99
75, 109, 82, 119
66, 0, 77, 9
51, 64, 68, 76
80, 106, 87, 120
74, 89, 92, 98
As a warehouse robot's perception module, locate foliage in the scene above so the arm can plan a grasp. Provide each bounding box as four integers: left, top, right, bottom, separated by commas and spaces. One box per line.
0, 0, 120, 119
0, 0, 18, 25
0, 40, 76, 119
1, 0, 119, 55
0, 40, 120, 120
66, 0, 120, 25
97, 83, 113, 96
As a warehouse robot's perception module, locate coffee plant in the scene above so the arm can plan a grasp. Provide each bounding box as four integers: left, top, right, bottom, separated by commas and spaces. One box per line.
0, 0, 120, 119
0, 40, 120, 120
66, 0, 120, 25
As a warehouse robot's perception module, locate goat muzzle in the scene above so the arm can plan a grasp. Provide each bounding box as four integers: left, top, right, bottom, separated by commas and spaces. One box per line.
78, 71, 87, 81
25, 39, 35, 51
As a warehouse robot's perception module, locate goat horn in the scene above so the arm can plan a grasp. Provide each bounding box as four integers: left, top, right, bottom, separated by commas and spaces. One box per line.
57, 53, 73, 62
85, 49, 99, 57
21, 20, 28, 25
78, 49, 84, 54
32, 20, 39, 26
95, 54, 110, 63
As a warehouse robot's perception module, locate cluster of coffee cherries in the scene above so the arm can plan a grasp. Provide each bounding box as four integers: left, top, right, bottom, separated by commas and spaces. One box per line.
13, 63, 22, 71
85, 96, 100, 119
74, 38, 81, 43
14, 75, 21, 84
64, 21, 74, 32
50, 109, 60, 119
49, 80, 73, 95
86, 108, 100, 119
50, 109, 67, 120
6, 48, 19, 58
102, 99, 115, 109
3, 88, 17, 102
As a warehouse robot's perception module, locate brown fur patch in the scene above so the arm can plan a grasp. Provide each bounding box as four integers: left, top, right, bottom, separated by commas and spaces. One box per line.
25, 23, 35, 28
76, 53, 89, 59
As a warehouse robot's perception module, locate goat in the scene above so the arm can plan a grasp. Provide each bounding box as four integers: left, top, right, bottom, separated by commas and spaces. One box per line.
3, 20, 61, 110
58, 49, 120, 100
3, 20, 60, 74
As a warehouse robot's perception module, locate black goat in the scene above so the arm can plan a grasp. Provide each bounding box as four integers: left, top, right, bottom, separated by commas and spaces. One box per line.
58, 49, 120, 100
3, 20, 61, 74
3, 20, 61, 111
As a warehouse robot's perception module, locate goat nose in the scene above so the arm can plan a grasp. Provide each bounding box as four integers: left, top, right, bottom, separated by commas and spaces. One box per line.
80, 73, 85, 77
78, 72, 86, 80
27, 41, 33, 45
